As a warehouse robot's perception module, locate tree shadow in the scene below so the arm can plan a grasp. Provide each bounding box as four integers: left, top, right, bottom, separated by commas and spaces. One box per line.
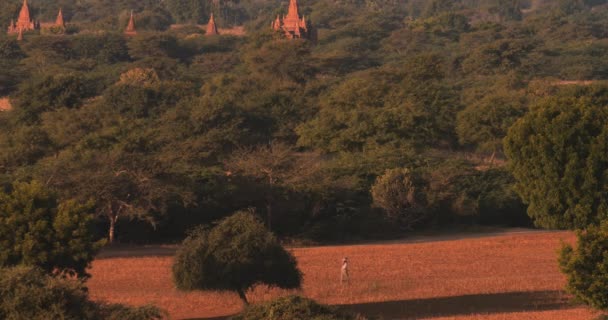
335, 290, 579, 319
187, 290, 578, 320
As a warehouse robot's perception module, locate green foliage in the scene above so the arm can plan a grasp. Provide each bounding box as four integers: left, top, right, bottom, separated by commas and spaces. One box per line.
456, 91, 527, 153
371, 168, 428, 229
423, 0, 459, 18
0, 181, 104, 279
172, 211, 302, 304
128, 33, 180, 59
488, 0, 523, 21
13, 73, 95, 123
505, 87, 608, 229
0, 266, 165, 320
560, 222, 608, 311
0, 38, 25, 60
165, 0, 211, 24
230, 295, 365, 320
0, 266, 96, 320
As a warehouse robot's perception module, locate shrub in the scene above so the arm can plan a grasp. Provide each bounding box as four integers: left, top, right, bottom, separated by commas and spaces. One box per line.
172, 210, 302, 304
560, 222, 608, 311
230, 295, 366, 320
0, 266, 165, 320
371, 168, 429, 230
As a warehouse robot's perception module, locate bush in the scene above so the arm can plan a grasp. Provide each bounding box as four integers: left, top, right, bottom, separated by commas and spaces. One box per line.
172, 210, 302, 305
230, 295, 366, 320
0, 266, 165, 320
0, 266, 96, 320
560, 222, 608, 311
371, 168, 429, 230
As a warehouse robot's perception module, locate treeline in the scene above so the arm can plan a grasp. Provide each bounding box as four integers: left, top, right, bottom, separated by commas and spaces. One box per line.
1, 0, 608, 243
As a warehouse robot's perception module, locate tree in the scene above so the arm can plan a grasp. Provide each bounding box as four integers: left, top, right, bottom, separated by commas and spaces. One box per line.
559, 221, 608, 311
39, 148, 188, 244
423, 0, 457, 18
456, 91, 527, 156
0, 181, 104, 279
13, 73, 94, 124
225, 142, 321, 231
504, 88, 608, 229
172, 210, 302, 305
371, 168, 428, 229
489, 0, 522, 21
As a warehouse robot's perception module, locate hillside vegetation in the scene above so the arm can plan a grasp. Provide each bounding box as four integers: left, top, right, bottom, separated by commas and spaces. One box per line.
1, 0, 608, 243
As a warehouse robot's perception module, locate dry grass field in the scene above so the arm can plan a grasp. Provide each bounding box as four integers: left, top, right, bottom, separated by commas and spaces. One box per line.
88, 231, 598, 320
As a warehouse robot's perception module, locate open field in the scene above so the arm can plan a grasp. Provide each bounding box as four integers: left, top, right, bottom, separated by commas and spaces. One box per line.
88, 230, 598, 319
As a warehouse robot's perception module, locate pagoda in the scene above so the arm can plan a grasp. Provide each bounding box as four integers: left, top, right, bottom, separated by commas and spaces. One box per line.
55, 8, 65, 28
124, 10, 137, 36
206, 13, 219, 36
271, 0, 313, 40
7, 0, 37, 34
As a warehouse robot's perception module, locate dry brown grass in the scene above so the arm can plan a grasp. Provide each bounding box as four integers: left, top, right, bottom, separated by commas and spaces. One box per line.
88, 231, 597, 320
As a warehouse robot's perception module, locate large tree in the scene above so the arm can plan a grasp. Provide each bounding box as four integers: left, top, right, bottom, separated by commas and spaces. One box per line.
172, 210, 302, 305
371, 168, 428, 230
39, 147, 188, 244
0, 181, 103, 279
224, 142, 321, 231
504, 87, 608, 229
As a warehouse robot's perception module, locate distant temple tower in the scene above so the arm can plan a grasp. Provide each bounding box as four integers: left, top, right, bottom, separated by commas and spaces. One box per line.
124, 10, 137, 36
7, 0, 37, 34
55, 8, 65, 28
271, 0, 314, 40
206, 13, 219, 36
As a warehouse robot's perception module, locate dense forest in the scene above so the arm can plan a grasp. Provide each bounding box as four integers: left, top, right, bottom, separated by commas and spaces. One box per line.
1, 0, 608, 243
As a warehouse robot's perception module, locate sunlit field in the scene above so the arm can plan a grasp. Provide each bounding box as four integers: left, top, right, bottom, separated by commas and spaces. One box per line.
88, 231, 597, 319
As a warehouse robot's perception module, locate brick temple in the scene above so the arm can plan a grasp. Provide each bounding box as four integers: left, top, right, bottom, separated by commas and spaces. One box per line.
272, 0, 314, 40
7, 0, 36, 34
7, 0, 66, 35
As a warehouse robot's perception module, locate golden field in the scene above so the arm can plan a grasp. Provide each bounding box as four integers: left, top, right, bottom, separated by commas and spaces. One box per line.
88, 231, 598, 320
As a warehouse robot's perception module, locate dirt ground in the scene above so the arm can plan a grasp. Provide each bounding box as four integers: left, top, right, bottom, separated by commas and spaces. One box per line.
88, 230, 597, 320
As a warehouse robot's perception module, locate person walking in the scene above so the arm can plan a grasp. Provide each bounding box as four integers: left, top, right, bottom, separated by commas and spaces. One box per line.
340, 257, 349, 284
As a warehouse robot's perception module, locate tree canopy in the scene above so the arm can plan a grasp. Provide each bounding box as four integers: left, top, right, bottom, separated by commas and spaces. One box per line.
504, 87, 608, 229
172, 211, 302, 304
0, 181, 104, 279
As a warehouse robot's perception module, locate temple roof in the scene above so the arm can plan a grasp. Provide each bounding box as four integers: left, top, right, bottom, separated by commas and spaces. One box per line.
18, 0, 31, 24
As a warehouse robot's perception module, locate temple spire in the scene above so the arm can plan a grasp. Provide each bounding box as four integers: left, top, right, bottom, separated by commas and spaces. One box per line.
206, 13, 219, 36
287, 0, 300, 20
18, 0, 31, 25
55, 8, 65, 27
124, 10, 137, 36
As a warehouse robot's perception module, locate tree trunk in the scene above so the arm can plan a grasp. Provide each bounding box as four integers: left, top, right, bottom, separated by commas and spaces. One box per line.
266, 202, 272, 231
236, 288, 249, 305
108, 215, 117, 244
